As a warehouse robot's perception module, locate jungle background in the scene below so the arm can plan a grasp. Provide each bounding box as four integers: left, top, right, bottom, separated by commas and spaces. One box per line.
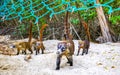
0, 0, 120, 42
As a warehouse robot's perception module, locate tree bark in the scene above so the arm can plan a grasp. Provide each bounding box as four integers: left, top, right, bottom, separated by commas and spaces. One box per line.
96, 0, 112, 42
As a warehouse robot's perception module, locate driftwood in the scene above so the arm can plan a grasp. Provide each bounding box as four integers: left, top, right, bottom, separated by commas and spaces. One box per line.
0, 44, 15, 56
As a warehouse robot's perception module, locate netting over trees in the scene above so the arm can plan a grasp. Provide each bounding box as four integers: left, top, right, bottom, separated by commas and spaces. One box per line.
0, 0, 120, 23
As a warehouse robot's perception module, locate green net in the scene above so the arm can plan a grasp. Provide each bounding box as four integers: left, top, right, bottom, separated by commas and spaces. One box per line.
0, 0, 120, 23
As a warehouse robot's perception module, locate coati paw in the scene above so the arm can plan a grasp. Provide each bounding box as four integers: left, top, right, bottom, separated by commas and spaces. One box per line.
56, 67, 60, 70
42, 51, 44, 54
70, 62, 73, 66
82, 53, 84, 56
16, 53, 19, 55
86, 52, 88, 54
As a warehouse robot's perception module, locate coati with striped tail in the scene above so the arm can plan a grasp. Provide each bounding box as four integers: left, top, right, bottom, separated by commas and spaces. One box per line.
56, 11, 75, 70
10, 21, 33, 55
34, 24, 48, 55
77, 21, 90, 56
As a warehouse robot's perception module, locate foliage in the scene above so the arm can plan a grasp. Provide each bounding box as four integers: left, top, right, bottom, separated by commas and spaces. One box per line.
109, 15, 120, 24
70, 18, 79, 25
15, 24, 29, 36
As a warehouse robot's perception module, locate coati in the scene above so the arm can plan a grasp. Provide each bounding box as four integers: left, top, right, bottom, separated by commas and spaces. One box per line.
56, 34, 75, 70
34, 24, 48, 55
56, 11, 74, 70
77, 21, 90, 56
10, 21, 33, 55
77, 39, 90, 56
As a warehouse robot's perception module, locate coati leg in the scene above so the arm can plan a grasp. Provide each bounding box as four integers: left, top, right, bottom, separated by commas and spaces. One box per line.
22, 48, 27, 55
66, 55, 73, 66
82, 49, 86, 55
24, 49, 27, 55
36, 49, 38, 55
17, 49, 20, 55
41, 49, 44, 54
22, 50, 26, 55
38, 49, 40, 54
28, 48, 33, 54
77, 47, 81, 56
36, 48, 40, 55
21, 48, 26, 55
22, 50, 24, 54
84, 40, 90, 55
85, 48, 89, 54
34, 46, 37, 51
17, 49, 26, 55
41, 45, 45, 54
56, 55, 62, 70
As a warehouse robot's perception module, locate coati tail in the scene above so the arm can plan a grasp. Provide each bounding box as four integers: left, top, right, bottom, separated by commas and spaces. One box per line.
35, 24, 48, 55
82, 21, 91, 41
40, 24, 48, 41
77, 21, 90, 56
28, 21, 33, 43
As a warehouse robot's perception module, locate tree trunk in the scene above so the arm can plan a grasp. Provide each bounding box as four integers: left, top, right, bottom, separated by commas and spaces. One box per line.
96, 0, 112, 42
